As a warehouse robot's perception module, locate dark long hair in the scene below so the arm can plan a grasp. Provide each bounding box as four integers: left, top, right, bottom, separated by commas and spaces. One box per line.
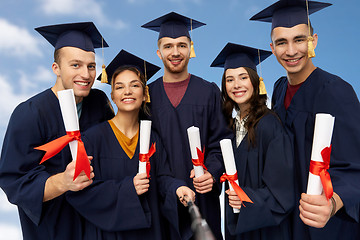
110, 65, 150, 117
221, 67, 270, 147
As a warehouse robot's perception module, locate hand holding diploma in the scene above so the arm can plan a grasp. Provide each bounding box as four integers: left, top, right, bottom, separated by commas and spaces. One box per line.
220, 139, 253, 212
187, 126, 206, 177
35, 89, 90, 181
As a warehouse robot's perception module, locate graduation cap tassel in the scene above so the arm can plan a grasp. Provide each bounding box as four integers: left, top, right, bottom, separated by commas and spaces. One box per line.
144, 61, 151, 103
190, 19, 196, 58
257, 49, 267, 95
306, 0, 316, 58
100, 37, 108, 83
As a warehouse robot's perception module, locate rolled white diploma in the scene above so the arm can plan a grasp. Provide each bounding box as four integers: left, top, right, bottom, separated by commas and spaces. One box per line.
306, 113, 335, 195
220, 139, 240, 213
187, 126, 204, 177
57, 89, 79, 162
138, 120, 152, 174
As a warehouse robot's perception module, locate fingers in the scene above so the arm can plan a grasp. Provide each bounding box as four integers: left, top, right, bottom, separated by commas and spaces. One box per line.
133, 174, 150, 195
192, 171, 214, 194
299, 193, 331, 228
189, 169, 195, 179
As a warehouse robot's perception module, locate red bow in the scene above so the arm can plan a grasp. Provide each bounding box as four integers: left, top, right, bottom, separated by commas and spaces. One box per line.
309, 145, 333, 200
192, 147, 207, 170
139, 143, 156, 178
220, 172, 253, 206
35, 130, 90, 181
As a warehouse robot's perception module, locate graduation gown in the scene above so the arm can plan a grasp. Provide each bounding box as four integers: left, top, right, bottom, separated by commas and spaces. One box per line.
65, 121, 186, 239
0, 88, 114, 240
225, 113, 294, 240
272, 68, 360, 240
148, 74, 233, 240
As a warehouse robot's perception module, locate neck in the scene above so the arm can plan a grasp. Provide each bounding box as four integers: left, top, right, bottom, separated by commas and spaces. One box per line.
163, 69, 189, 83
112, 111, 139, 138
239, 104, 250, 120
287, 60, 316, 85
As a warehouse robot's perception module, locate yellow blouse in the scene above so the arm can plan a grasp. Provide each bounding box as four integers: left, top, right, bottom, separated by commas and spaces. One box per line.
108, 120, 139, 159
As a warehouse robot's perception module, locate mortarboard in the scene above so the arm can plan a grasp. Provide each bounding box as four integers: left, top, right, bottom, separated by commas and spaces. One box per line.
250, 0, 331, 58
141, 12, 206, 58
211, 43, 272, 95
210, 43, 272, 71
250, 0, 332, 30
35, 22, 109, 52
97, 49, 161, 85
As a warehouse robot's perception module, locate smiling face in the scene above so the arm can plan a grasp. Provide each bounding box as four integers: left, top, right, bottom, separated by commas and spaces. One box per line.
225, 67, 254, 113
111, 69, 145, 114
156, 36, 190, 75
52, 46, 96, 103
270, 24, 317, 81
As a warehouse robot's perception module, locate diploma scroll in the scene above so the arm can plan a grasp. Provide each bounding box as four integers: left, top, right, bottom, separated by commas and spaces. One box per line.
220, 139, 240, 213
58, 89, 80, 162
306, 113, 335, 196
139, 120, 152, 175
187, 126, 205, 177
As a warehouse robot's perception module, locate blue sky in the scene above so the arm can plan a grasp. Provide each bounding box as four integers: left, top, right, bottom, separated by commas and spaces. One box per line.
0, 0, 359, 239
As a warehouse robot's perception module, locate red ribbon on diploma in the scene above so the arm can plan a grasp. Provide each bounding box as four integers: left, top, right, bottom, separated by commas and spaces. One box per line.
139, 143, 156, 178
309, 145, 333, 200
220, 172, 253, 206
34, 130, 90, 181
192, 147, 207, 170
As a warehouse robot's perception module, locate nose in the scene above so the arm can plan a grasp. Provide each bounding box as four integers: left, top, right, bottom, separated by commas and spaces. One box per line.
124, 85, 132, 95
172, 46, 180, 56
234, 78, 241, 89
286, 42, 297, 57
81, 66, 90, 79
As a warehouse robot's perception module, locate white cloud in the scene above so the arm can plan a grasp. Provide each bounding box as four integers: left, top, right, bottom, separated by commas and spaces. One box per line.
0, 224, 22, 240
35, 65, 54, 83
0, 19, 42, 57
38, 0, 128, 30
0, 75, 33, 129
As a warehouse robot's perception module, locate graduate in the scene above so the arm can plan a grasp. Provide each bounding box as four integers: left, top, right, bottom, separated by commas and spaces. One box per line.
250, 1, 360, 239
65, 49, 195, 239
142, 12, 233, 240
211, 43, 294, 240
0, 22, 114, 240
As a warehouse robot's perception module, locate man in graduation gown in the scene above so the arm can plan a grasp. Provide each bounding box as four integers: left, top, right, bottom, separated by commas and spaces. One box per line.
0, 22, 114, 240
251, 1, 360, 239
142, 12, 233, 240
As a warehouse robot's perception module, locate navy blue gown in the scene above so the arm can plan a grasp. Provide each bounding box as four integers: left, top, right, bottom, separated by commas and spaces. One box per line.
0, 88, 114, 240
225, 113, 294, 240
148, 74, 233, 240
66, 121, 186, 239
272, 68, 360, 240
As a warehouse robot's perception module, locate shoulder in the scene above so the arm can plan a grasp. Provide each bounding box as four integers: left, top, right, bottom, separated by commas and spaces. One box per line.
148, 77, 162, 89
190, 74, 221, 96
87, 88, 109, 101
315, 68, 358, 103
256, 112, 283, 136
83, 121, 110, 137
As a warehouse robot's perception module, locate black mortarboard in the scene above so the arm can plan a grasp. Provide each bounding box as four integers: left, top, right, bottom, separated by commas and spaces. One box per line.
97, 49, 161, 85
35, 22, 109, 52
141, 11, 205, 40
210, 43, 272, 71
250, 0, 331, 30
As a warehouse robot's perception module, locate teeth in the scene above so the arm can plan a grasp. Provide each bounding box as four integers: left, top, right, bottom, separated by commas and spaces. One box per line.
287, 59, 299, 62
76, 82, 89, 86
122, 98, 135, 102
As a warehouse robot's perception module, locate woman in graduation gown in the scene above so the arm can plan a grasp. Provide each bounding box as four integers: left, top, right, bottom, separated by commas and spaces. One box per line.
66, 50, 195, 240
211, 43, 294, 240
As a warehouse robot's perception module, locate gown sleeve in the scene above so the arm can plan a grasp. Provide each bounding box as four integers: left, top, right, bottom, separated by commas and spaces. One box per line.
227, 115, 294, 234
65, 133, 152, 232
204, 83, 233, 182
314, 79, 360, 222
0, 102, 51, 225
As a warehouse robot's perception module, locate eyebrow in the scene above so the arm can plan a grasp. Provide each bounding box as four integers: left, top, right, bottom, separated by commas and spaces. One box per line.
115, 79, 141, 85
